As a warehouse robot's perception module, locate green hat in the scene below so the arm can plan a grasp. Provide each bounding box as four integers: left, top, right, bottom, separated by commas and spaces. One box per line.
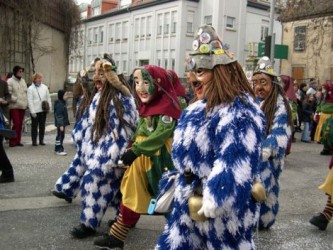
253, 56, 277, 77
185, 25, 236, 70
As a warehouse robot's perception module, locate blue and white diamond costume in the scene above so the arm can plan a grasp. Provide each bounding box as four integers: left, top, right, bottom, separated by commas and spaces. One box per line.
54, 100, 90, 199
79, 91, 138, 229
55, 89, 138, 229
156, 94, 265, 250
258, 94, 291, 229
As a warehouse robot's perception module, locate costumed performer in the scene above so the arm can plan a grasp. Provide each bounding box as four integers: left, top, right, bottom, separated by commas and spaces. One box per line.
155, 24, 266, 250
94, 65, 182, 249
252, 56, 293, 229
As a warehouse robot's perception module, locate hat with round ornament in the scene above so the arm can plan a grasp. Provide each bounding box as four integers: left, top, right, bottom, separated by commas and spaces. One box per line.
253, 56, 278, 77
185, 25, 236, 70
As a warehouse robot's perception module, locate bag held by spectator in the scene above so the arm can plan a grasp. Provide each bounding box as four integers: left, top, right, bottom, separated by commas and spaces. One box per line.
0, 108, 16, 138
42, 101, 50, 112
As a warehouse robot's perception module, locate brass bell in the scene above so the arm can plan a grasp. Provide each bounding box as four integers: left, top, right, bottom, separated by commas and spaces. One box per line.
251, 182, 267, 202
188, 196, 207, 221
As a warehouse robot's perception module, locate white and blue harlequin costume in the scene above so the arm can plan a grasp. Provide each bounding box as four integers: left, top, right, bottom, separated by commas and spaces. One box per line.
54, 99, 90, 199
79, 91, 138, 229
56, 90, 138, 230
156, 94, 266, 250
258, 94, 291, 229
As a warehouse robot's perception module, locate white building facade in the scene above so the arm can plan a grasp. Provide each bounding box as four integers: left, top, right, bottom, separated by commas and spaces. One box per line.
69, 0, 282, 78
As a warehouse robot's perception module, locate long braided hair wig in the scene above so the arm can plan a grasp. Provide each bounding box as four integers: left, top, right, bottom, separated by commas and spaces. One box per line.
261, 76, 294, 135
204, 61, 255, 111
91, 66, 134, 144
76, 76, 95, 121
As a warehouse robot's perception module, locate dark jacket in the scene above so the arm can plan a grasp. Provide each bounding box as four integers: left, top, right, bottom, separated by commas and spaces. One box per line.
301, 100, 313, 123
54, 99, 70, 127
0, 79, 11, 120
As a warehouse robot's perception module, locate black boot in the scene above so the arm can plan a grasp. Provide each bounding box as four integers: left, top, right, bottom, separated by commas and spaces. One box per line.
70, 224, 96, 238
94, 234, 124, 249
0, 175, 14, 183
309, 213, 329, 230
51, 190, 72, 203
320, 149, 332, 155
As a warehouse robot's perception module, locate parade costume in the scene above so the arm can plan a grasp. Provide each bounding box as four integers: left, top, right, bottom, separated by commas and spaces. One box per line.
167, 69, 188, 110
252, 57, 292, 229
309, 154, 333, 230
55, 61, 138, 238
314, 82, 333, 155
53, 102, 89, 200
156, 25, 266, 250
94, 65, 181, 249
53, 71, 96, 200
257, 94, 291, 228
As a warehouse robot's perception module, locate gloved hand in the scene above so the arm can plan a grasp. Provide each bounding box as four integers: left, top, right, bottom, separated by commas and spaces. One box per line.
262, 148, 272, 162
121, 149, 138, 166
31, 113, 37, 118
197, 196, 217, 218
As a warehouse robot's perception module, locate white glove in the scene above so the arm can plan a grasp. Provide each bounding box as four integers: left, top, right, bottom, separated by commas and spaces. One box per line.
197, 196, 217, 218
262, 148, 272, 162
31, 113, 37, 118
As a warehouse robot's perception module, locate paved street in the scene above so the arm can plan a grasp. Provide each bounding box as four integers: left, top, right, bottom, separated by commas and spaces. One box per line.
1, 117, 333, 249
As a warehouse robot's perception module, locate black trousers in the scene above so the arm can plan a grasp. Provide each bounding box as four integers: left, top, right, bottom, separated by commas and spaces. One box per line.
31, 112, 47, 144
55, 127, 65, 152
0, 136, 14, 177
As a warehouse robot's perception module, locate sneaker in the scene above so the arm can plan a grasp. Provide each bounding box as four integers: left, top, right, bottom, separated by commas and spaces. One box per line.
39, 142, 46, 145
70, 224, 96, 239
309, 213, 329, 230
51, 190, 72, 203
94, 234, 124, 249
56, 151, 67, 156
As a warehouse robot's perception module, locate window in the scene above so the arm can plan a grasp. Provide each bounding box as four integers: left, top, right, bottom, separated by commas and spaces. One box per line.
164, 24, 169, 34
115, 23, 121, 41
294, 26, 306, 52
171, 59, 175, 70
120, 0, 131, 8
122, 60, 127, 72
204, 15, 212, 25
108, 24, 115, 43
187, 11, 194, 33
164, 59, 168, 69
147, 16, 152, 37
134, 18, 140, 38
226, 16, 235, 29
171, 11, 177, 34
92, 7, 100, 16
260, 26, 269, 41
141, 17, 146, 38
99, 26, 104, 43
157, 14, 163, 35
139, 60, 149, 66
164, 13, 170, 35
93, 28, 98, 43
123, 21, 129, 39
88, 28, 93, 45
